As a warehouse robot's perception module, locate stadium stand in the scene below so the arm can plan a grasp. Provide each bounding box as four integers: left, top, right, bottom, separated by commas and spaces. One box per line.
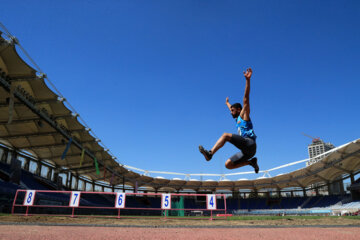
1, 158, 360, 217
1, 23, 359, 218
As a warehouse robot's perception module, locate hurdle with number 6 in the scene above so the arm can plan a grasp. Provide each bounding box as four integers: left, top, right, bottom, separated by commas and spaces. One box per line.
12, 189, 228, 220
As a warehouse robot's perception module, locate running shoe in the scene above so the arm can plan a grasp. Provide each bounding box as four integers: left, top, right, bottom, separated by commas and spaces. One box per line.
199, 145, 212, 161
250, 157, 259, 173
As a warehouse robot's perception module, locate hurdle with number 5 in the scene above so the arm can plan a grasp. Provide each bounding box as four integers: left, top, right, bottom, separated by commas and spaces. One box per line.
12, 189, 227, 220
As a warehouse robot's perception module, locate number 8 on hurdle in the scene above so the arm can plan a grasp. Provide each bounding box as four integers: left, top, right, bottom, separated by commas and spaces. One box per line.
23, 190, 36, 206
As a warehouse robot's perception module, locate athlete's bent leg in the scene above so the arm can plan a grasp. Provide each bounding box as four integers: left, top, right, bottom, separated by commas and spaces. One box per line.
210, 133, 232, 155
199, 133, 232, 161
225, 149, 259, 173
225, 159, 250, 169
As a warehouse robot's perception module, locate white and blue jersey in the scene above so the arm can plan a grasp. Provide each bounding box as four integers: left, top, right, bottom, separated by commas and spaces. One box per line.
236, 115, 256, 140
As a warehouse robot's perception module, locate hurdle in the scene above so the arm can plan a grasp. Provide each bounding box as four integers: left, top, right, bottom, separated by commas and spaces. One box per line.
12, 189, 228, 220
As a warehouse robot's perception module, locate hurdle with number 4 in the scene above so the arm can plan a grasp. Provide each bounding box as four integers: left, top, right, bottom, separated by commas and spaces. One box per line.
12, 189, 228, 220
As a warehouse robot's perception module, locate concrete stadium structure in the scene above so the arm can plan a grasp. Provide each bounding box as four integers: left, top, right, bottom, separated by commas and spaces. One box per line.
1, 27, 360, 196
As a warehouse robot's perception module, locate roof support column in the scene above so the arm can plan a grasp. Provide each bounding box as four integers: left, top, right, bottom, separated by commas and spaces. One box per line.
266, 191, 270, 198
56, 175, 63, 189
0, 148, 9, 163
47, 167, 53, 180
10, 151, 21, 184
303, 188, 307, 197
92, 180, 95, 192
350, 173, 355, 184
327, 182, 332, 195
252, 189, 258, 198
10, 150, 17, 167
74, 175, 79, 190
84, 181, 89, 191
232, 188, 239, 198
134, 181, 138, 193
79, 179, 85, 191
67, 172, 73, 189
35, 160, 42, 176
53, 168, 59, 187
23, 158, 30, 171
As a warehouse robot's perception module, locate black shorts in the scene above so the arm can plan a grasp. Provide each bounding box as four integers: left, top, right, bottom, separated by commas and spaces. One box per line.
229, 134, 257, 164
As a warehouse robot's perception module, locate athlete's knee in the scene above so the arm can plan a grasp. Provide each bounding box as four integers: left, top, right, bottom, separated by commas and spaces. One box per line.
221, 133, 232, 141
225, 159, 234, 169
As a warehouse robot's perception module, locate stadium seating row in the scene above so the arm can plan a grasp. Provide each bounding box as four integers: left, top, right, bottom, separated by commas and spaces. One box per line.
0, 161, 357, 215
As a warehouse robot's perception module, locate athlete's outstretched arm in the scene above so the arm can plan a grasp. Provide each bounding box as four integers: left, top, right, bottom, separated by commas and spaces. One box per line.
241, 68, 252, 121
225, 97, 232, 111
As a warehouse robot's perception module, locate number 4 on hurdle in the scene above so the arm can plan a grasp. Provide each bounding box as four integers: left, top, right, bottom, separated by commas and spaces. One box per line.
23, 190, 36, 206
207, 194, 217, 210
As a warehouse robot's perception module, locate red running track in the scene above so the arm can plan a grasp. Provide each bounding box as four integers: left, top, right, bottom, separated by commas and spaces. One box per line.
0, 225, 359, 240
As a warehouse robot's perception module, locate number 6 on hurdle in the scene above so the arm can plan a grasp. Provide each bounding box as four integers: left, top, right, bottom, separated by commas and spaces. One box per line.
115, 193, 126, 208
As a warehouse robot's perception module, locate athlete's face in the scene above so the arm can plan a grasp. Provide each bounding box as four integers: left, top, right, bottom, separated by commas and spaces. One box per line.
230, 107, 241, 118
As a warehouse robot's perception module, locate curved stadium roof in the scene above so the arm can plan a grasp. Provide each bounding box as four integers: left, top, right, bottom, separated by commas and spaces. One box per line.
0, 31, 359, 192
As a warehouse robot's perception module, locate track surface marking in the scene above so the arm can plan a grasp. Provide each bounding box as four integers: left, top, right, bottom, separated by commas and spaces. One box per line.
0, 225, 359, 240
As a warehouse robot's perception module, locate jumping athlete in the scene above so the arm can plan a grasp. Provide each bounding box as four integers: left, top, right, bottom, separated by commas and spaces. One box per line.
199, 67, 259, 173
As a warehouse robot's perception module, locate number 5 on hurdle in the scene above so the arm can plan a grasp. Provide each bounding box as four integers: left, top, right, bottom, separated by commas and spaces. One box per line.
161, 194, 171, 209
207, 194, 217, 210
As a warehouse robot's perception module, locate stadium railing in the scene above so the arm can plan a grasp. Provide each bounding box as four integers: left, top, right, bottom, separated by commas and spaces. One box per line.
12, 189, 228, 220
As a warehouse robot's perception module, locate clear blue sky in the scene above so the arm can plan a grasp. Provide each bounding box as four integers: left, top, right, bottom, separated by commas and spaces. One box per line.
1, 0, 359, 180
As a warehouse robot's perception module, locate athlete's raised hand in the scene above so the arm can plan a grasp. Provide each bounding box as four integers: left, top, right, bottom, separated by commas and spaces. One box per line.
225, 97, 231, 110
243, 68, 252, 80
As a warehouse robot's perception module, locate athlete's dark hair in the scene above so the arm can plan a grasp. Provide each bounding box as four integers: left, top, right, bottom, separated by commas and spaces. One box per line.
231, 103, 242, 110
